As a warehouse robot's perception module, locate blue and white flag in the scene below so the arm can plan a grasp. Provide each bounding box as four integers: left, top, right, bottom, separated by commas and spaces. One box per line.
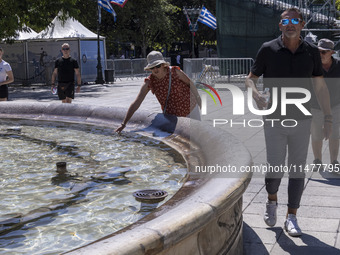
110, 0, 128, 8
198, 6, 217, 30
98, 0, 117, 22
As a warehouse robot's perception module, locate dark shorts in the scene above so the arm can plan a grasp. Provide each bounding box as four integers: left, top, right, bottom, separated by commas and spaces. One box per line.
0, 85, 8, 99
58, 82, 74, 100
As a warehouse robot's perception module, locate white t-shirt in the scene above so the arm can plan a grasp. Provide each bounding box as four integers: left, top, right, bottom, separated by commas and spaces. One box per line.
0, 60, 12, 83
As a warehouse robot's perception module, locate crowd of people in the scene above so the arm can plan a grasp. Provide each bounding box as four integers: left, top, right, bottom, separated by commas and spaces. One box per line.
1, 7, 339, 239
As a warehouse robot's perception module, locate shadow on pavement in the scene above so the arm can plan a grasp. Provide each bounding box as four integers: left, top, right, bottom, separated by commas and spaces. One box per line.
270, 227, 340, 255
9, 86, 54, 101
309, 170, 340, 187
243, 222, 271, 255
243, 222, 340, 255
8, 84, 117, 102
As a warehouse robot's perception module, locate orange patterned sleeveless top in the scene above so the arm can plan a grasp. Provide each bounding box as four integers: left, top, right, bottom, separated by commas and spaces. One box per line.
145, 66, 197, 117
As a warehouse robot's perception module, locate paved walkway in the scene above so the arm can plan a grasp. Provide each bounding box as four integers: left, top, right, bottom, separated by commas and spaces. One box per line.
7, 80, 340, 255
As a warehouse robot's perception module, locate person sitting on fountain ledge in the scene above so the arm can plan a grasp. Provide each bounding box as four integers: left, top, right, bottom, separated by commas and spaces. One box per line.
115, 51, 202, 134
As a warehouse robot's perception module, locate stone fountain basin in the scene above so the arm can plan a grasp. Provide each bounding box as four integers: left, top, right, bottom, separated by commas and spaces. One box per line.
0, 102, 252, 255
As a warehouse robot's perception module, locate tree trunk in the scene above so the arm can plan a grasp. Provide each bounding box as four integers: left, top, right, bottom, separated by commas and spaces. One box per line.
142, 33, 147, 58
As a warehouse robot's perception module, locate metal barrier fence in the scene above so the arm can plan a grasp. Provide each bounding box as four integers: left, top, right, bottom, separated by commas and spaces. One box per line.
104, 57, 171, 81
110, 59, 133, 79
10, 59, 103, 86
10, 60, 55, 86
183, 58, 205, 82
9, 57, 172, 85
184, 58, 257, 90
11, 57, 254, 87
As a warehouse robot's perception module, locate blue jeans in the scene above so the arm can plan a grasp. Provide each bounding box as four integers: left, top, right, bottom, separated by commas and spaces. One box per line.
264, 118, 311, 209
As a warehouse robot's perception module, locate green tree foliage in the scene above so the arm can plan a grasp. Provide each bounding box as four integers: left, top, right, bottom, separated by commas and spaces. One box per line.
337, 0, 340, 11
0, 0, 79, 40
2, 0, 217, 57
77, 0, 217, 57
95, 0, 178, 57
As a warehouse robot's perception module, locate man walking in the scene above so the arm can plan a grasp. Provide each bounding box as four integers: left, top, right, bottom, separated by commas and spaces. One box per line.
245, 8, 332, 237
51, 43, 81, 103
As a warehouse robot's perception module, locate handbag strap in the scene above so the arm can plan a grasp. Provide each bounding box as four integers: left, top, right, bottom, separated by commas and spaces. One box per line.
163, 66, 172, 114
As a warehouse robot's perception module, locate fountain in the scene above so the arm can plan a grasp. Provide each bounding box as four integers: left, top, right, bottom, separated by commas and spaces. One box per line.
0, 118, 186, 254
0, 101, 252, 255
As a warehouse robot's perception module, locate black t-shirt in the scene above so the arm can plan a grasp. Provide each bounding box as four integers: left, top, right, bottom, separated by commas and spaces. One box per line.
55, 57, 79, 83
251, 36, 323, 120
311, 57, 340, 109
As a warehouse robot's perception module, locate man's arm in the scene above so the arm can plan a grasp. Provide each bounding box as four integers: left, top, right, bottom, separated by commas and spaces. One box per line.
245, 72, 268, 109
313, 76, 332, 139
51, 68, 58, 93
75, 68, 81, 93
0, 70, 14, 86
51, 68, 58, 85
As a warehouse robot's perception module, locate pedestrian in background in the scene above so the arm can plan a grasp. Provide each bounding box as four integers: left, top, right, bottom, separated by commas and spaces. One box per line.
0, 46, 14, 101
311, 38, 340, 170
51, 43, 81, 103
176, 53, 182, 69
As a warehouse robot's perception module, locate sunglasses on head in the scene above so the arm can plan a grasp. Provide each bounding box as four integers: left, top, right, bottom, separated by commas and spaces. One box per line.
62, 48, 70, 50
150, 64, 162, 70
280, 18, 302, 26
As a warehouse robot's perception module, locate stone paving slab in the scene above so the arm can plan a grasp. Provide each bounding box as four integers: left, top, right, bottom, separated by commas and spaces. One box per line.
303, 185, 340, 197
6, 81, 340, 254
244, 213, 288, 229
243, 224, 281, 247
244, 202, 290, 217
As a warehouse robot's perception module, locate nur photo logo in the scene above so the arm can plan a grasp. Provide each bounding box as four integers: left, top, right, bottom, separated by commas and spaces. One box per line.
200, 81, 313, 128
196, 82, 222, 115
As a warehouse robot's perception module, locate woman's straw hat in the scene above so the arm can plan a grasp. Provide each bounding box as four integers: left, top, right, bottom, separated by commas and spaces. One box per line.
144, 51, 170, 71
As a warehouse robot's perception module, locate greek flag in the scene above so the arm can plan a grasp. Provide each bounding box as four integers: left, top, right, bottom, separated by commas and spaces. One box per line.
198, 6, 217, 30
110, 0, 128, 7
98, 0, 117, 22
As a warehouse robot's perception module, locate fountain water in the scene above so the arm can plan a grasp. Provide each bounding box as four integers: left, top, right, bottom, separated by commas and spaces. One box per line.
0, 102, 252, 255
0, 119, 186, 255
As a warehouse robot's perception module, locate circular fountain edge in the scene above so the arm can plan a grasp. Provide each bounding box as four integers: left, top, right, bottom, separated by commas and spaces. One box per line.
0, 101, 252, 255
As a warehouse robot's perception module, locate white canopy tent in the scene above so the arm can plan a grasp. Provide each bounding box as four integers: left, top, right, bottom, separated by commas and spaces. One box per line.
15, 27, 38, 40
3, 14, 106, 85
35, 15, 100, 39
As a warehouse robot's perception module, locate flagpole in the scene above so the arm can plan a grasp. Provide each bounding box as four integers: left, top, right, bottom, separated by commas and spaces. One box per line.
96, 4, 105, 84
192, 31, 195, 58
183, 7, 200, 58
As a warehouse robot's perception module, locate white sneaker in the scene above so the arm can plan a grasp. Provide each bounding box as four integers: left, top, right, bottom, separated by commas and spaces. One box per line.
284, 214, 302, 237
264, 200, 277, 227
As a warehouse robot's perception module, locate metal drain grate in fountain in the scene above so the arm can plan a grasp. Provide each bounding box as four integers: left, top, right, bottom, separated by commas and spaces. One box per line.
133, 189, 168, 204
